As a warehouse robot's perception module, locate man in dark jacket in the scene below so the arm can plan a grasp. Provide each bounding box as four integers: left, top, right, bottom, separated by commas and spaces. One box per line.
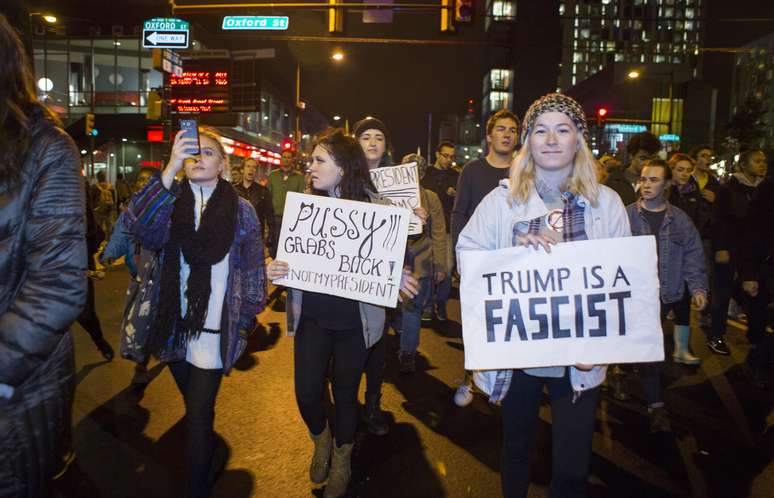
233, 157, 275, 254
0, 14, 86, 496
604, 131, 661, 206
421, 140, 458, 320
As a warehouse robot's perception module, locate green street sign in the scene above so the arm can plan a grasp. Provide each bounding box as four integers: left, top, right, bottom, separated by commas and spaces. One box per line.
222, 16, 289, 30
143, 18, 189, 31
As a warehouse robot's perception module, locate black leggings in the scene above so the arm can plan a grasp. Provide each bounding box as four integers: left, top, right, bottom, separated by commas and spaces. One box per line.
294, 317, 368, 445
77, 277, 105, 346
169, 361, 224, 498
364, 335, 386, 398
501, 370, 600, 498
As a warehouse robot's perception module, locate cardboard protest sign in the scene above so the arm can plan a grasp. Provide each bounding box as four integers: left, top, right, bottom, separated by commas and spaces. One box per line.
459, 236, 664, 370
369, 162, 422, 235
274, 192, 410, 307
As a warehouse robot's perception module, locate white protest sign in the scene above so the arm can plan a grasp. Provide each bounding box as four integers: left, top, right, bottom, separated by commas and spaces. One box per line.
460, 236, 664, 370
369, 163, 422, 235
275, 192, 410, 307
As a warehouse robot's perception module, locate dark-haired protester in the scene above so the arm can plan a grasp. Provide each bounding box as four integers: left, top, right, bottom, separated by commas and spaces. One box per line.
352, 116, 395, 435
125, 126, 266, 498
708, 149, 768, 356
457, 93, 629, 498
399, 153, 448, 373
628, 159, 708, 431
421, 140, 459, 321
234, 157, 276, 256
451, 108, 519, 407
604, 131, 661, 206
77, 174, 116, 362
739, 154, 774, 388
689, 145, 720, 330
267, 129, 419, 498
0, 14, 86, 497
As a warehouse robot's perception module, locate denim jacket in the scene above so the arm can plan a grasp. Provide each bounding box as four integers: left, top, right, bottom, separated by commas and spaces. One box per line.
626, 200, 708, 303
103, 210, 137, 276
457, 179, 631, 400
124, 174, 267, 374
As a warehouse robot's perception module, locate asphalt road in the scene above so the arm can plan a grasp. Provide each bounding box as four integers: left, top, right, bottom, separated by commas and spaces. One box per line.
55, 266, 774, 498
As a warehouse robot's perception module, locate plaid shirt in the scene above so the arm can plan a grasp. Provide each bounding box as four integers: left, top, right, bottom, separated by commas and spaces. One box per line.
490, 190, 588, 404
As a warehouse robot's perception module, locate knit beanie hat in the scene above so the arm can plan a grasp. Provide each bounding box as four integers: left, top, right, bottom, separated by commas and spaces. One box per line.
353, 116, 392, 165
353, 117, 390, 147
520, 93, 589, 144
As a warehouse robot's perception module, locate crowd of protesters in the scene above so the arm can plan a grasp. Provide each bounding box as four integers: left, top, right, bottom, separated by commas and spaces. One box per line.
3, 12, 774, 498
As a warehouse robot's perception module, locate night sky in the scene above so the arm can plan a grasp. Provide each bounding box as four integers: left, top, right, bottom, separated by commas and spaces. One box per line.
15, 0, 774, 155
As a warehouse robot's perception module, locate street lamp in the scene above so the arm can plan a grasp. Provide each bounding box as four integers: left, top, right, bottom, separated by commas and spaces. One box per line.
296, 52, 346, 144
626, 68, 675, 134
333, 115, 341, 121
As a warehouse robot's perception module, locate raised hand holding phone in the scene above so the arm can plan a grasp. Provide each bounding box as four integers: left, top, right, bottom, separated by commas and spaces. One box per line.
163, 120, 200, 189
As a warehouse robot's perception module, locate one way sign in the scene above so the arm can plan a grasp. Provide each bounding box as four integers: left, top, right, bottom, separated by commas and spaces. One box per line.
143, 29, 189, 49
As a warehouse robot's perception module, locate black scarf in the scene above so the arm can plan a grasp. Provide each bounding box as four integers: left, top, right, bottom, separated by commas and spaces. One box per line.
151, 178, 238, 352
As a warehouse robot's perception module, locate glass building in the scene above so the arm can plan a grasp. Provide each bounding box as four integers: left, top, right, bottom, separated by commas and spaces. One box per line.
558, 0, 704, 91
32, 35, 298, 182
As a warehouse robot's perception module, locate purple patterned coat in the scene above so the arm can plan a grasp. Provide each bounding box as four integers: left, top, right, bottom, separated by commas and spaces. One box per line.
124, 174, 266, 374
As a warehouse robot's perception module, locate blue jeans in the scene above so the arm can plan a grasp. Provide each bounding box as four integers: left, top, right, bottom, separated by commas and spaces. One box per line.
401, 277, 432, 354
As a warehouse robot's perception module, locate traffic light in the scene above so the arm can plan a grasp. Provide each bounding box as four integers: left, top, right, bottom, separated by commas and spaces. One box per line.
455, 0, 473, 23
595, 106, 609, 127
85, 112, 96, 136
281, 138, 295, 152
441, 0, 454, 32
328, 0, 343, 33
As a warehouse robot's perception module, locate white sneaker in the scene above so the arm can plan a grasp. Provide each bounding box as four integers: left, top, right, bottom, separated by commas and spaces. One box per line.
453, 381, 474, 407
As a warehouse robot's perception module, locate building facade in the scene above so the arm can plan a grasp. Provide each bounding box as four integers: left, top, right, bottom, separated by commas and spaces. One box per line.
730, 32, 774, 150
558, 0, 705, 91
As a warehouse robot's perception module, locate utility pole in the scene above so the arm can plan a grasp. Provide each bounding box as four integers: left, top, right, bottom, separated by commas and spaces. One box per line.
295, 62, 301, 143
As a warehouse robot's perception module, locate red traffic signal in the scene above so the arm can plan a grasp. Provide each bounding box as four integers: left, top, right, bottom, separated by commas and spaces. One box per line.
281, 138, 295, 152
595, 106, 609, 126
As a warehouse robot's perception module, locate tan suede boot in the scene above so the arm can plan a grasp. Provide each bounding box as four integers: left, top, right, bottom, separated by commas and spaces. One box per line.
309, 424, 332, 484
323, 442, 353, 498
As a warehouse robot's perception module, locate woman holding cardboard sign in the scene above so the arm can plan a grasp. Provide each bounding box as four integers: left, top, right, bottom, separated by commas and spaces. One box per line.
457, 93, 630, 498
266, 128, 418, 498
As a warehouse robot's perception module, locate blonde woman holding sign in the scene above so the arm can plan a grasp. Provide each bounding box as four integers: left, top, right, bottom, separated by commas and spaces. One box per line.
457, 93, 630, 498
267, 128, 418, 498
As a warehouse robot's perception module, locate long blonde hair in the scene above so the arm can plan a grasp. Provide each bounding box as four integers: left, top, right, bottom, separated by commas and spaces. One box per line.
508, 133, 601, 207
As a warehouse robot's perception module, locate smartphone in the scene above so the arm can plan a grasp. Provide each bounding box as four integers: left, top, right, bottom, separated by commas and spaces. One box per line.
179, 119, 200, 156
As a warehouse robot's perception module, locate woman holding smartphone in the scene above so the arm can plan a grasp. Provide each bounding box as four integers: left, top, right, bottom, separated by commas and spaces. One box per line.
267, 128, 418, 498
125, 125, 266, 498
457, 93, 630, 498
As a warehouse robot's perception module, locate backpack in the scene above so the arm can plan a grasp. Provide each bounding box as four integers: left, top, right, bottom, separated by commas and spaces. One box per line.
96, 184, 114, 210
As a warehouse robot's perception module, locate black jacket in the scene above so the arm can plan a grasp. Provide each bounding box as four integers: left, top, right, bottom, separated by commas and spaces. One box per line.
604, 168, 638, 207
0, 114, 85, 495
713, 174, 758, 256
740, 177, 774, 281
668, 175, 717, 240
233, 181, 275, 249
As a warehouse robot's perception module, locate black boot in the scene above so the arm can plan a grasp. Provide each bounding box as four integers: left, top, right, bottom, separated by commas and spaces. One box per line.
95, 337, 114, 361
362, 393, 389, 436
